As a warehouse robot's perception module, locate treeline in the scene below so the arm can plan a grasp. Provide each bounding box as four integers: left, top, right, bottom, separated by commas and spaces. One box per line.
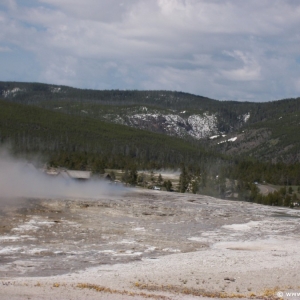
248, 185, 299, 207
0, 81, 220, 111
175, 160, 300, 207
227, 160, 300, 186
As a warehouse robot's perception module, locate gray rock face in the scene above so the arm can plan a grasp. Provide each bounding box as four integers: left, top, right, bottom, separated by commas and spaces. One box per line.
115, 112, 220, 140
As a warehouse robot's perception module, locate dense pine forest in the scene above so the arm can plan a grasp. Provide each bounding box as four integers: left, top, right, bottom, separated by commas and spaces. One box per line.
0, 99, 219, 169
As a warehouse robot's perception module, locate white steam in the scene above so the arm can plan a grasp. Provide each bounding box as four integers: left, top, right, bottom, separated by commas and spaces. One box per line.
0, 150, 125, 199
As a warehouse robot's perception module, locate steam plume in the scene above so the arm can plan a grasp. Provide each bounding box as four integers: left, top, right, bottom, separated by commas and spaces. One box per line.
0, 149, 125, 200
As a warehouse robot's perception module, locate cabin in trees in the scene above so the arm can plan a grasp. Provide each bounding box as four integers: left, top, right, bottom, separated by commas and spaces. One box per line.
65, 170, 91, 181
45, 168, 91, 181
44, 168, 114, 182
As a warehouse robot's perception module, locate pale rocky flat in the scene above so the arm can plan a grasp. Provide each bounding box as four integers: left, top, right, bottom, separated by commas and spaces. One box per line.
1, 189, 299, 299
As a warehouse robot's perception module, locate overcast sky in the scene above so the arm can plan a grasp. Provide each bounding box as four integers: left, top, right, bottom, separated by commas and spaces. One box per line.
1, 0, 300, 102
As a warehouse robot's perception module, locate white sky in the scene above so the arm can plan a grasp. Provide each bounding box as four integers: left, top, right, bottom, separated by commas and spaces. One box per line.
1, 0, 300, 101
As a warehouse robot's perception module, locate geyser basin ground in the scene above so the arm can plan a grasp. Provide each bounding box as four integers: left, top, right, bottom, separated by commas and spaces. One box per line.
1, 189, 300, 299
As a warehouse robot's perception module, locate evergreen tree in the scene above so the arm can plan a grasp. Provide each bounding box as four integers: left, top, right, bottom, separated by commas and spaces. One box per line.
157, 173, 163, 186
128, 167, 138, 185
191, 179, 199, 194
150, 170, 155, 183
284, 194, 292, 207
163, 180, 173, 191
92, 159, 105, 174
179, 165, 189, 193
249, 183, 259, 202
292, 193, 298, 205
138, 172, 146, 186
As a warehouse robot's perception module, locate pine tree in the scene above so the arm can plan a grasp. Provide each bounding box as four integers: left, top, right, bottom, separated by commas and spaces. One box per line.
158, 173, 163, 186
191, 179, 199, 194
150, 170, 155, 183
179, 165, 189, 193
163, 180, 172, 191
128, 167, 138, 185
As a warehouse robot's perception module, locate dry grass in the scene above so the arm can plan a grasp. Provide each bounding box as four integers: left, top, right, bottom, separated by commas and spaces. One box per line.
33, 281, 285, 299
76, 283, 171, 299
132, 283, 283, 299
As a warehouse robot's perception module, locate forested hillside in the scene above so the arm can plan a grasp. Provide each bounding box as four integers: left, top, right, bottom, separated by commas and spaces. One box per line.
0, 81, 252, 138
1, 81, 300, 165
214, 108, 300, 163
0, 99, 220, 171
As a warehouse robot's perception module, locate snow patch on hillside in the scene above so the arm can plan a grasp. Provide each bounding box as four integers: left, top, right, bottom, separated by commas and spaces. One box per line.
228, 137, 237, 142
2, 88, 25, 97
241, 112, 250, 122
115, 112, 218, 140
218, 136, 238, 144
209, 135, 219, 140
188, 113, 218, 139
51, 87, 61, 93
